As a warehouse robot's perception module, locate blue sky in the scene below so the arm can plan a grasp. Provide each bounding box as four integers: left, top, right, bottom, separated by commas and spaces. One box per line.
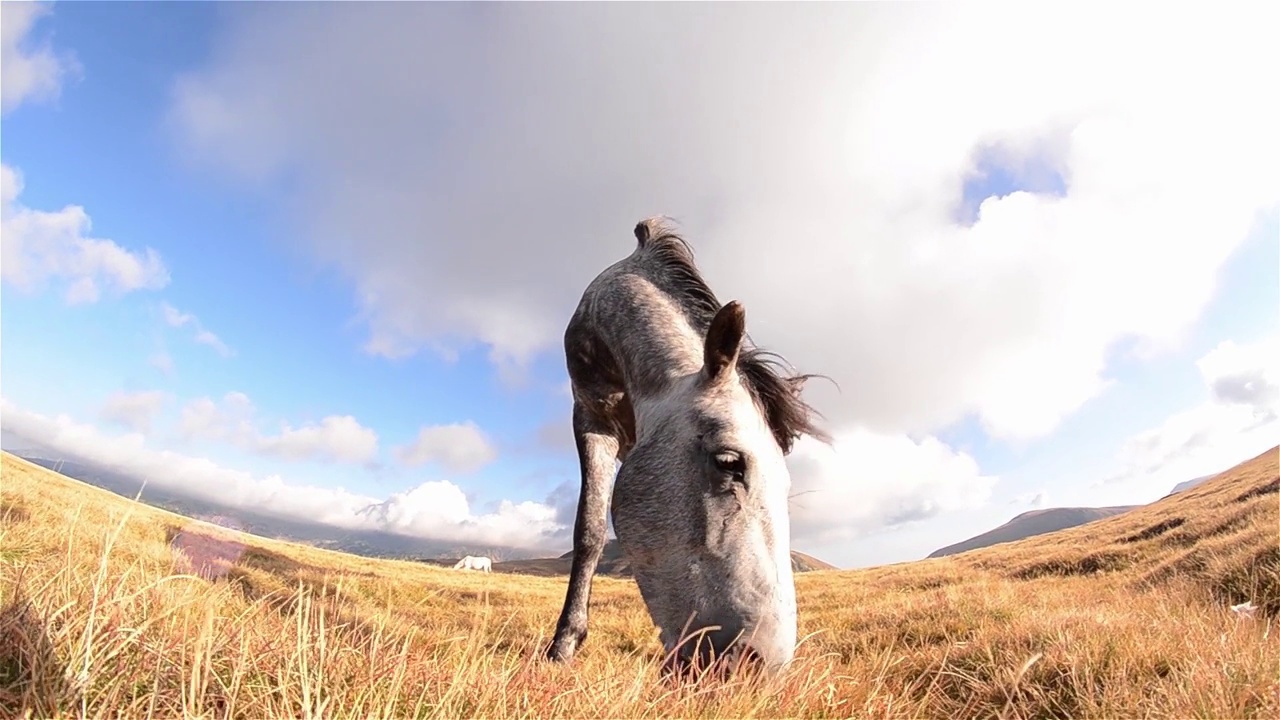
3, 2, 1276, 568
2, 2, 578, 522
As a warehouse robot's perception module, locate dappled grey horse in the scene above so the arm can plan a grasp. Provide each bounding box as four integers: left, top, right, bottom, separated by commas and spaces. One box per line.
546, 217, 828, 676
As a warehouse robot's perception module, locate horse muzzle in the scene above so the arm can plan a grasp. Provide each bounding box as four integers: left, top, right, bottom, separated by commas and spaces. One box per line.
660, 624, 790, 681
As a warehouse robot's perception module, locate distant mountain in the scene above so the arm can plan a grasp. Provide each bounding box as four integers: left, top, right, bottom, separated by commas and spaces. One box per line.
481, 538, 836, 577
1167, 473, 1218, 497
928, 506, 1139, 559
12, 453, 542, 563
928, 471, 1233, 559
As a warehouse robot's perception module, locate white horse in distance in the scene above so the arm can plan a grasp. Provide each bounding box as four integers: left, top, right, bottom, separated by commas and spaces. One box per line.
453, 555, 492, 572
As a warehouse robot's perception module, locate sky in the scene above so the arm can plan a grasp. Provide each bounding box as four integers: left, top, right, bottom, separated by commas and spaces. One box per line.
1, 1, 1276, 568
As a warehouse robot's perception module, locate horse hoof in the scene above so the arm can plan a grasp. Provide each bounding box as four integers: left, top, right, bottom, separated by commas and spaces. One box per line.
546, 635, 581, 663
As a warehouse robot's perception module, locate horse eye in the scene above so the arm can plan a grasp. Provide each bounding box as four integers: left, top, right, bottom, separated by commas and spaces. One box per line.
712, 451, 746, 481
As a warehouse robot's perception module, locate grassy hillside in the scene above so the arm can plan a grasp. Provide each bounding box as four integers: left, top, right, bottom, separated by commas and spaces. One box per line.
2, 447, 1277, 718
928, 505, 1139, 558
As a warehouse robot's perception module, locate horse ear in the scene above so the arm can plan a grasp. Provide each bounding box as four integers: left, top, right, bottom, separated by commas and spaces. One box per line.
703, 301, 746, 383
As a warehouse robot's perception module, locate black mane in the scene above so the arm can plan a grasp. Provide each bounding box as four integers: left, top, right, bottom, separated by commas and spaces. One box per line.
632, 217, 831, 452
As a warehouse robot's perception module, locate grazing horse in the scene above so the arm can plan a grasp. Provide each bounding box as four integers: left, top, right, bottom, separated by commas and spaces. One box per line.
453, 555, 492, 572
546, 217, 828, 676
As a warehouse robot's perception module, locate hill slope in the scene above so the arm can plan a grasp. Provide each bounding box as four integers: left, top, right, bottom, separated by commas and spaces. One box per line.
2, 447, 1276, 719
928, 505, 1138, 558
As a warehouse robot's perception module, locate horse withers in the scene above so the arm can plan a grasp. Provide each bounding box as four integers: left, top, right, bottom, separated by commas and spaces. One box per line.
546, 217, 827, 677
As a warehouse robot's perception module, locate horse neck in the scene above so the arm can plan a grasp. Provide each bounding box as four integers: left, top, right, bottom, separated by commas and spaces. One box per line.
614, 318, 705, 401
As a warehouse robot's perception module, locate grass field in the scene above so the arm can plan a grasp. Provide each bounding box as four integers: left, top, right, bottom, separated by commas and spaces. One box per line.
1, 446, 1277, 719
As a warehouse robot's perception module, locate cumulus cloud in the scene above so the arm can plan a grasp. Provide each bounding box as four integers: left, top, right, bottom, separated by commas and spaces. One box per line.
1010, 490, 1050, 509
99, 390, 168, 434
258, 416, 379, 466
395, 421, 498, 474
1, 7, 163, 305
1197, 337, 1280, 415
1105, 335, 1279, 488
358, 483, 560, 550
1, 396, 564, 549
0, 1, 78, 114
1, 164, 170, 303
784, 429, 997, 551
160, 301, 234, 357
180, 392, 379, 465
170, 3, 1278, 441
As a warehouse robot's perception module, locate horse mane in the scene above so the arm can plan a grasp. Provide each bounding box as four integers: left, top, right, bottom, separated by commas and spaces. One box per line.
633, 217, 831, 452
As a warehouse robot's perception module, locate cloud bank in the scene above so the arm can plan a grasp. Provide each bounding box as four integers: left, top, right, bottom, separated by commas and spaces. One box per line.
180, 392, 380, 466
2, 397, 564, 550
171, 3, 1278, 443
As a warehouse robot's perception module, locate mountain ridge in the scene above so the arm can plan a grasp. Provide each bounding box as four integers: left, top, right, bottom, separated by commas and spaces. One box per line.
927, 469, 1227, 559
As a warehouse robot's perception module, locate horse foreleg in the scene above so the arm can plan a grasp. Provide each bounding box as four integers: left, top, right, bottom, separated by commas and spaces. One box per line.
546, 403, 618, 663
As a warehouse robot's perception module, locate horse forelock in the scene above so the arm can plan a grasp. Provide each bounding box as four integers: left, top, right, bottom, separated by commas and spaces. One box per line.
632, 218, 829, 453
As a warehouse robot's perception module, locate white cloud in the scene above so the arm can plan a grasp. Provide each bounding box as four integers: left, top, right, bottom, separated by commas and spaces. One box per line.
193, 330, 232, 357
0, 1, 78, 114
0, 5, 153, 307
258, 415, 379, 466
358, 482, 560, 550
1, 163, 170, 303
170, 3, 1279, 440
161, 302, 194, 328
1196, 337, 1280, 414
395, 421, 498, 474
1007, 489, 1050, 510
99, 390, 168, 434
180, 392, 254, 441
159, 301, 234, 358
1106, 334, 1279, 489
784, 430, 997, 552
180, 392, 379, 466
1, 396, 564, 549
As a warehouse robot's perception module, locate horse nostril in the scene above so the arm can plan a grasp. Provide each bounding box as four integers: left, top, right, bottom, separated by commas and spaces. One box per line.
662, 642, 717, 681
661, 650, 697, 681
734, 644, 764, 670
662, 638, 765, 683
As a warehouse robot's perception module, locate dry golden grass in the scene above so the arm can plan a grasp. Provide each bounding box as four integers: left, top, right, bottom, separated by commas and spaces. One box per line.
2, 447, 1277, 719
